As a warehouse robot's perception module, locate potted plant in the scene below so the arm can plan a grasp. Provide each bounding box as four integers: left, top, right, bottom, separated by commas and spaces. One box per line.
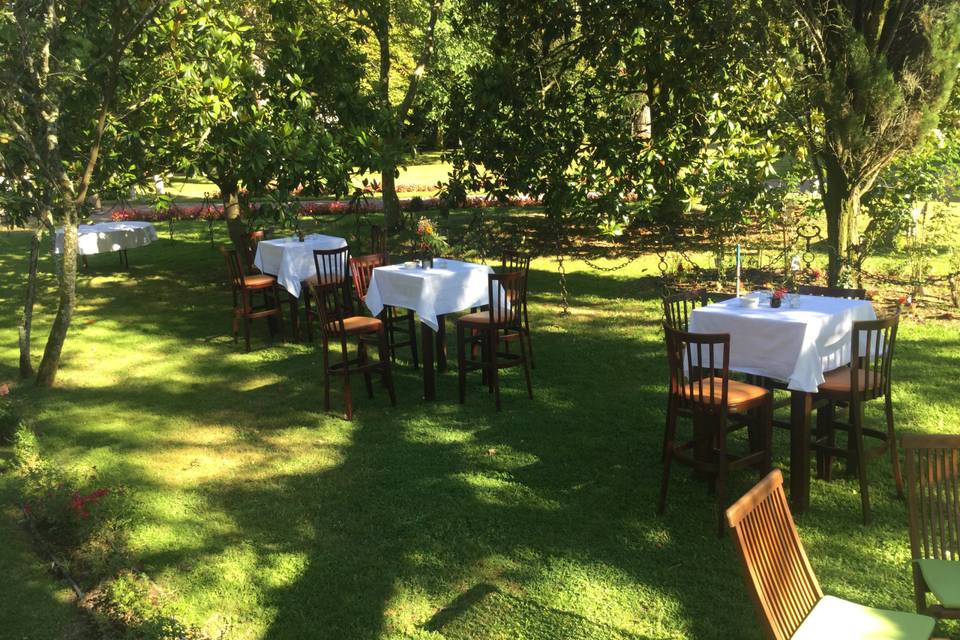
771, 288, 787, 308
415, 217, 450, 266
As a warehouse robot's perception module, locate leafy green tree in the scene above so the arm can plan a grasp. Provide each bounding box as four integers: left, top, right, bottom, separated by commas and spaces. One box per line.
781, 0, 960, 284
0, 0, 165, 386
344, 0, 443, 232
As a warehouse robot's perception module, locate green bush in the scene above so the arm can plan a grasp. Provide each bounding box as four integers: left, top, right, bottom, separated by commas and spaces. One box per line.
0, 397, 23, 444
91, 571, 210, 640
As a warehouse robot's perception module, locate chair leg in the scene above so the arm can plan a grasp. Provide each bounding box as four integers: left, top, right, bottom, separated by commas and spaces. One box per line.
763, 396, 773, 473
343, 375, 354, 421
322, 340, 331, 412
816, 400, 835, 480
886, 393, 904, 499
662, 400, 675, 463
852, 402, 871, 524
658, 408, 681, 515
379, 329, 397, 406
715, 430, 729, 538
408, 310, 419, 368
519, 330, 533, 400
274, 286, 285, 345
359, 342, 374, 399
457, 322, 467, 404
242, 290, 252, 352
524, 309, 534, 369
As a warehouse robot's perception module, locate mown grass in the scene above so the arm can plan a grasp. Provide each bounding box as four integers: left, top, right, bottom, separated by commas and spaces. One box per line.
1, 213, 959, 639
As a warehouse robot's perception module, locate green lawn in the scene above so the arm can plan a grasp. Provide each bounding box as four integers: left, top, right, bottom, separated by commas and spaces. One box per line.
1, 215, 959, 639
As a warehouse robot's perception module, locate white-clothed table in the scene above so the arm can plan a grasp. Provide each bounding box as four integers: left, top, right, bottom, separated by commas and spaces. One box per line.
55, 221, 158, 255
364, 260, 494, 331
689, 295, 877, 393
253, 234, 348, 298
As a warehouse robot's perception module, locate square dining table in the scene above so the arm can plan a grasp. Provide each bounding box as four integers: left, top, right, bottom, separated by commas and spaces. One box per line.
689, 294, 877, 512
364, 259, 494, 400
253, 233, 348, 340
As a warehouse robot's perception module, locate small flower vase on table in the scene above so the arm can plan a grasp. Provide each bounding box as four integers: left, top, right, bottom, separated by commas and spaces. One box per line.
771, 288, 786, 308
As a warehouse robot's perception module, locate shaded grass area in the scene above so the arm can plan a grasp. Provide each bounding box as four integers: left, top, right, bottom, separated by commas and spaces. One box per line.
1, 216, 959, 639
0, 473, 85, 639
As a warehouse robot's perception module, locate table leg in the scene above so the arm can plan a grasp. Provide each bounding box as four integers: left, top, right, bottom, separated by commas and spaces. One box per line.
790, 390, 813, 513
421, 321, 436, 400
436, 315, 448, 373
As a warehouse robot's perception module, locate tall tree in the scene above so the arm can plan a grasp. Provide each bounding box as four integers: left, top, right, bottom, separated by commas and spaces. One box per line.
783, 0, 960, 284
346, 0, 443, 232
0, 0, 164, 386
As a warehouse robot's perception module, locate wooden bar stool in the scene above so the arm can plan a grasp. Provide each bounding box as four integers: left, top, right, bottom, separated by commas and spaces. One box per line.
812, 313, 902, 524
658, 324, 773, 536
220, 247, 284, 352
456, 271, 533, 411
727, 469, 935, 639
350, 253, 419, 367
311, 264, 396, 421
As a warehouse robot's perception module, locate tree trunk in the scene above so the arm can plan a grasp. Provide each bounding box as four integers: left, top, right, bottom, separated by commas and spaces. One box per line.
822, 160, 860, 286
36, 205, 78, 387
221, 183, 249, 265
381, 155, 403, 232
18, 219, 44, 379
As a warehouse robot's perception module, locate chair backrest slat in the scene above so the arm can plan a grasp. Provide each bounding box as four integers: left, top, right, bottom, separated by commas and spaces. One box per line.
663, 323, 730, 414
370, 225, 387, 257
487, 271, 525, 328
220, 246, 245, 286
663, 289, 706, 333
501, 250, 532, 276
850, 313, 899, 401
726, 470, 823, 640
312, 246, 352, 339
349, 253, 384, 303
905, 435, 960, 564
797, 284, 867, 300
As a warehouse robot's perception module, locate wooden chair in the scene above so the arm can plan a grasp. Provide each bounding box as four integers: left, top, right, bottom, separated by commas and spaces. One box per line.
659, 324, 773, 535
727, 469, 935, 640
456, 272, 533, 411
350, 253, 419, 368
311, 266, 396, 421
659, 289, 737, 461
812, 313, 903, 523
798, 284, 868, 300
220, 247, 284, 352
300, 246, 352, 342
662, 289, 733, 332
499, 251, 535, 367
247, 230, 265, 272
903, 434, 960, 619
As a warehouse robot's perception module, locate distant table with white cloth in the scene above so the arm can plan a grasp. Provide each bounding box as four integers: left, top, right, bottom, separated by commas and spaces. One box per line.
690, 294, 877, 512
55, 221, 158, 268
365, 259, 494, 400
253, 233, 348, 298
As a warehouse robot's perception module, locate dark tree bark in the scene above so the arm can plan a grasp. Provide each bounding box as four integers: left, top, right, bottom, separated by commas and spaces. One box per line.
18, 219, 44, 379
36, 204, 77, 387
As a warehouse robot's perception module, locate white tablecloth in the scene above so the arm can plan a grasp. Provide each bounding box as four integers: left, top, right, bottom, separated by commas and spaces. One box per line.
253, 233, 348, 298
689, 294, 878, 392
55, 222, 158, 256
364, 260, 494, 331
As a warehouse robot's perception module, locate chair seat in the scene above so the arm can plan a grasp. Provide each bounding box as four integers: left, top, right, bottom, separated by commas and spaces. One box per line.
305, 273, 346, 286
818, 367, 882, 396
240, 274, 276, 289
457, 310, 513, 326
328, 316, 382, 335
685, 377, 769, 411
791, 595, 934, 640
917, 558, 960, 608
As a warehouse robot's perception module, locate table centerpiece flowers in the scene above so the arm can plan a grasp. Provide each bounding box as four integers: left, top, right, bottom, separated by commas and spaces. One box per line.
415, 216, 450, 266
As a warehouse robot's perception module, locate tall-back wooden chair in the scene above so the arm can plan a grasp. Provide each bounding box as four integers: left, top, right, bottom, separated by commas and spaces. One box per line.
727, 469, 935, 640
798, 284, 867, 300
301, 246, 352, 341
456, 271, 532, 411
903, 434, 960, 619
659, 324, 772, 535
662, 289, 706, 332
500, 250, 535, 367
220, 246, 284, 351
311, 268, 396, 420
350, 253, 418, 367
813, 313, 902, 523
